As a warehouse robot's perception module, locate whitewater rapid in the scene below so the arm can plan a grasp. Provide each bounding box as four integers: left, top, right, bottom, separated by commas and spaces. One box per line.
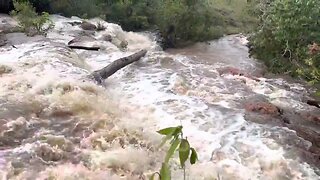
0, 15, 319, 179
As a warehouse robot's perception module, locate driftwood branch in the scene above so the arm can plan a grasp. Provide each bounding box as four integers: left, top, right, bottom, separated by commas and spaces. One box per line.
68, 45, 100, 51
306, 100, 320, 108
89, 49, 147, 83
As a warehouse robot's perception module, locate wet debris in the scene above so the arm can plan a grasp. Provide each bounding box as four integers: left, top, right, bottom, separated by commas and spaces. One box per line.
0, 64, 12, 75
244, 102, 282, 116
306, 99, 320, 108
218, 66, 261, 82
102, 34, 112, 42
80, 21, 97, 31
68, 35, 97, 45
0, 33, 8, 47
0, 117, 30, 147
35, 143, 65, 162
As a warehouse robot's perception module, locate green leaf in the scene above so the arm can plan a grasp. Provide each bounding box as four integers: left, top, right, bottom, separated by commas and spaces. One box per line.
171, 126, 183, 137
157, 126, 182, 136
160, 163, 171, 180
190, 147, 198, 165
165, 138, 181, 163
158, 126, 183, 148
157, 127, 176, 135
159, 134, 173, 148
178, 139, 190, 168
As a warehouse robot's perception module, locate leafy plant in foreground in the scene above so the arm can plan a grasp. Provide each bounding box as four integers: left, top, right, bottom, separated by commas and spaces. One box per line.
150, 126, 198, 180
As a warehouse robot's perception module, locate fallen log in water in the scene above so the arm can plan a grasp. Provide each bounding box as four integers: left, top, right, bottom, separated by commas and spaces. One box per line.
89, 49, 147, 83
306, 99, 320, 108
68, 45, 100, 51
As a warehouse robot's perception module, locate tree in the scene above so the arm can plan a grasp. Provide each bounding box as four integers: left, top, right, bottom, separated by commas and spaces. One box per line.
249, 0, 320, 84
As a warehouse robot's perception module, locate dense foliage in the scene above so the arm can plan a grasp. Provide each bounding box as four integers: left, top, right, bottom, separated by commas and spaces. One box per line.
101, 0, 158, 31
49, 0, 103, 18
9, 0, 319, 86
6, 0, 252, 48
249, 0, 320, 84
155, 0, 225, 48
50, 0, 228, 48
11, 0, 54, 36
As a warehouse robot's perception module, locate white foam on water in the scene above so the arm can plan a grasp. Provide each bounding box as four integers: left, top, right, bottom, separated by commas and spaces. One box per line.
110, 61, 319, 179
95, 33, 318, 178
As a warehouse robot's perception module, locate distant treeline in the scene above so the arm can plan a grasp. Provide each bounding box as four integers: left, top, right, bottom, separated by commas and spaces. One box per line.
3, 0, 255, 48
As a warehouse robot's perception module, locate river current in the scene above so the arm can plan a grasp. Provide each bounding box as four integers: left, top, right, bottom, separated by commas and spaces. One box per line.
0, 15, 319, 179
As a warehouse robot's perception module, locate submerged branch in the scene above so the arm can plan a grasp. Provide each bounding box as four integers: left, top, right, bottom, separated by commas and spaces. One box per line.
89, 49, 147, 83
68, 45, 100, 51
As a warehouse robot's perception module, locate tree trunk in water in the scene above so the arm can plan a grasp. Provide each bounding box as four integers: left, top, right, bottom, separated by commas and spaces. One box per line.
89, 49, 147, 83
306, 100, 320, 108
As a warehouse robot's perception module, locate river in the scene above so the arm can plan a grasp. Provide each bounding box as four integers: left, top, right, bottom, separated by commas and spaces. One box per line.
0, 15, 319, 179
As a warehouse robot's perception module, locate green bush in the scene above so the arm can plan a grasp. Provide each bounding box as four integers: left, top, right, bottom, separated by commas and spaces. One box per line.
96, 0, 229, 48
103, 0, 155, 31
50, 0, 102, 18
11, 0, 54, 36
249, 0, 320, 84
12, 0, 255, 48
50, 0, 241, 47
154, 0, 224, 48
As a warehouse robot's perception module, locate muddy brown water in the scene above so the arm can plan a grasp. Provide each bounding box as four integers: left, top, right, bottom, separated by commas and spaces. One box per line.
167, 35, 320, 171
0, 15, 319, 179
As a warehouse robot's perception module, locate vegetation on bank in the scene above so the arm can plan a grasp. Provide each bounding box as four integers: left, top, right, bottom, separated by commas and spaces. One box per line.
8, 0, 320, 87
9, 0, 254, 48
4, 0, 320, 178
248, 0, 320, 86
11, 0, 54, 36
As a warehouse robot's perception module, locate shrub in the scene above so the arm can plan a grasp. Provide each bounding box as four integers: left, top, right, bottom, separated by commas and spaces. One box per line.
11, 0, 255, 48
10, 0, 54, 36
83, 0, 238, 48
249, 0, 320, 84
153, 0, 226, 48
98, 0, 227, 48
103, 0, 157, 31
50, 0, 102, 18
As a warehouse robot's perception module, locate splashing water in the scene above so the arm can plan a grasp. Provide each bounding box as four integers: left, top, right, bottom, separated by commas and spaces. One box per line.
0, 15, 319, 179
